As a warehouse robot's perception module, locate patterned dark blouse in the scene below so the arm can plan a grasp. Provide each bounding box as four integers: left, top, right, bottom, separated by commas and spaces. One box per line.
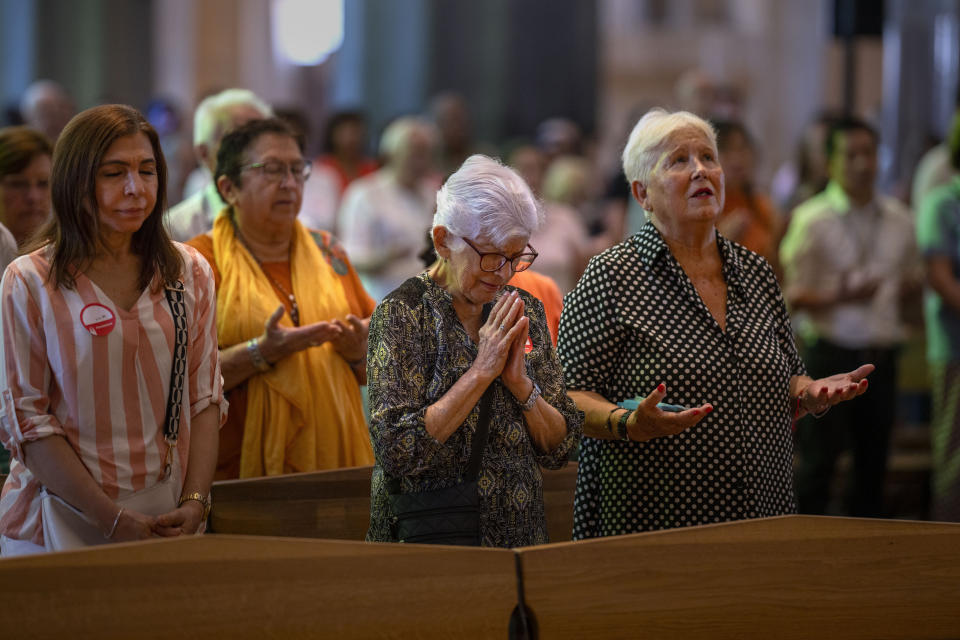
558, 222, 806, 539
366, 272, 583, 547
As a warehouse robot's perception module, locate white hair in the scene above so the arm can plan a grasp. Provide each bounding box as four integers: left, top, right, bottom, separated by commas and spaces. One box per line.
19, 80, 70, 118
433, 155, 542, 251
193, 88, 272, 147
621, 108, 717, 185
378, 116, 436, 159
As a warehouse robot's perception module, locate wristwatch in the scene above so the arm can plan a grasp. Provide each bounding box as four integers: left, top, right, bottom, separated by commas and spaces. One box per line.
179, 491, 212, 521
520, 381, 541, 411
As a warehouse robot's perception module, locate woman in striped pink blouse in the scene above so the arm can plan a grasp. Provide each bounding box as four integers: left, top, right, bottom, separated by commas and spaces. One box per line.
0, 105, 227, 556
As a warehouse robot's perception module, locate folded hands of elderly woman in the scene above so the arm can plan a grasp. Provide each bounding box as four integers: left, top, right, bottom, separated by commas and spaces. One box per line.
473, 290, 530, 397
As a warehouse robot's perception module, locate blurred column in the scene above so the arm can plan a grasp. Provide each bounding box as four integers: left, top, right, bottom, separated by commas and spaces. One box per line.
0, 0, 36, 113
32, 0, 152, 109
329, 0, 432, 137
881, 0, 960, 192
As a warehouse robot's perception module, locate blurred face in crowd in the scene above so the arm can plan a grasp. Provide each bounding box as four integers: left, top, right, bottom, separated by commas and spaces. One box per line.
201, 104, 268, 174
331, 119, 367, 159
393, 128, 434, 186
0, 152, 52, 245
222, 133, 306, 232
829, 128, 877, 205
434, 97, 471, 152
26, 87, 75, 142
509, 145, 547, 196
94, 132, 158, 243
718, 129, 754, 191
634, 126, 725, 237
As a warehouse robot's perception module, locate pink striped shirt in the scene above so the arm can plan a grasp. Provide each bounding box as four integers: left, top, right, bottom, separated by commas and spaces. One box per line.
0, 244, 227, 545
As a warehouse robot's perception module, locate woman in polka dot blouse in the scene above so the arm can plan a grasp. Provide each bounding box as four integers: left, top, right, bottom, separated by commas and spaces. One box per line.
558, 108, 872, 538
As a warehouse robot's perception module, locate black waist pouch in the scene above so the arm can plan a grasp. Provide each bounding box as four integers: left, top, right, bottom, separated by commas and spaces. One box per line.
388, 479, 480, 546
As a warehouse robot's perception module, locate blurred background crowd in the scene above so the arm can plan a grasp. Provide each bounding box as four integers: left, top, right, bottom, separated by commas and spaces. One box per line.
2, 0, 959, 521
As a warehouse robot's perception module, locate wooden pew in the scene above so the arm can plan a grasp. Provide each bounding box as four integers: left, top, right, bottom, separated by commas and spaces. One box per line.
7, 515, 959, 638
515, 515, 960, 639
210, 465, 374, 540
0, 534, 517, 639
210, 462, 579, 542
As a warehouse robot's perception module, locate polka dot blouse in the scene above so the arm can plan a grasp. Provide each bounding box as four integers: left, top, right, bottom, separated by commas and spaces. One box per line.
558, 222, 806, 538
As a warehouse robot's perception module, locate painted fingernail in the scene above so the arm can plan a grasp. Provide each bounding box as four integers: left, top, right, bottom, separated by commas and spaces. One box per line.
705, 406, 713, 413
692, 410, 700, 415
657, 383, 665, 393
820, 387, 828, 394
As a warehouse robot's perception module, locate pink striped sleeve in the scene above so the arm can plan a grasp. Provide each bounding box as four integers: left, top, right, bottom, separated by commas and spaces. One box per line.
182, 247, 227, 424
0, 264, 65, 462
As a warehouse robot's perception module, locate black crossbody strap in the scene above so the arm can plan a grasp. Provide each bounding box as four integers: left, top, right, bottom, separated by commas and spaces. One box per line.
464, 384, 495, 482
464, 299, 497, 482
163, 281, 188, 445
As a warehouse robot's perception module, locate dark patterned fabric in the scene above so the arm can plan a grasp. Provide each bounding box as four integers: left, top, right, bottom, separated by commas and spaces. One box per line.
558, 222, 806, 538
366, 272, 583, 548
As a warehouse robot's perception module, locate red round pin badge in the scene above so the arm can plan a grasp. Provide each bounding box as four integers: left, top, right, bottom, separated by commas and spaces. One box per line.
524, 336, 533, 354
80, 303, 116, 336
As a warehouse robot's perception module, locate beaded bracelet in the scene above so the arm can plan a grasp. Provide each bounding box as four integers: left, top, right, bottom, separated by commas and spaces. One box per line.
605, 407, 619, 436
246, 337, 272, 373
616, 410, 631, 441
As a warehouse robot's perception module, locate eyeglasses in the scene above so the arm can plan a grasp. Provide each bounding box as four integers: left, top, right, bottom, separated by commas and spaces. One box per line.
241, 159, 312, 183
462, 237, 538, 272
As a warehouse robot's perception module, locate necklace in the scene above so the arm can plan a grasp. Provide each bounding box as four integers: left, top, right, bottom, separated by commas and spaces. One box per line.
232, 220, 300, 326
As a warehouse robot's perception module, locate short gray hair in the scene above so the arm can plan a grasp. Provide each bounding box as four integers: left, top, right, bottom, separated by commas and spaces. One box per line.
193, 88, 272, 147
378, 116, 436, 159
433, 154, 542, 250
621, 108, 717, 185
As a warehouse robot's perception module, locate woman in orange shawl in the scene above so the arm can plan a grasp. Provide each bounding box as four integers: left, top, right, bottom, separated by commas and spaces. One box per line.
188, 118, 375, 479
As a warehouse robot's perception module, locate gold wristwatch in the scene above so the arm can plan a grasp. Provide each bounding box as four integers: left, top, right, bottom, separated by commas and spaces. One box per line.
179, 491, 212, 521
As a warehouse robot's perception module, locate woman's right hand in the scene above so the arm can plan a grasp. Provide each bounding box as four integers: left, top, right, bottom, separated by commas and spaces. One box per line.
472, 291, 526, 383
625, 383, 713, 443
108, 508, 157, 542
257, 305, 343, 363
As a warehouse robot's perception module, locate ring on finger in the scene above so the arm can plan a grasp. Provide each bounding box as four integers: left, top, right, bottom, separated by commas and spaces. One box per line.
498, 323, 506, 331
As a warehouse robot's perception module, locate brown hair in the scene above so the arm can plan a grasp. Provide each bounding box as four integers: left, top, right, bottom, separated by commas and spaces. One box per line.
0, 126, 53, 178
37, 104, 181, 290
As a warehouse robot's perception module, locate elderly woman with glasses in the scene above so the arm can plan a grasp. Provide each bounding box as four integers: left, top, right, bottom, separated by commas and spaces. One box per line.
365, 155, 583, 548
187, 118, 376, 479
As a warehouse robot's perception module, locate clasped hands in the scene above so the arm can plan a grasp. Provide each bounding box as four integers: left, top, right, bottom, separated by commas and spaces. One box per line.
472, 291, 533, 401
256, 304, 369, 365
106, 501, 205, 542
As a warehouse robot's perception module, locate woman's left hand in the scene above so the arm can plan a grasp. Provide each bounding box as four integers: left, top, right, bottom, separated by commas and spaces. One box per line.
331, 314, 370, 363
501, 310, 531, 399
799, 363, 874, 417
152, 501, 205, 537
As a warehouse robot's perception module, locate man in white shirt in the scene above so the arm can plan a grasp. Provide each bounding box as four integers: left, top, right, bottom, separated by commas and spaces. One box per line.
165, 89, 272, 242
781, 117, 921, 518
337, 117, 439, 301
